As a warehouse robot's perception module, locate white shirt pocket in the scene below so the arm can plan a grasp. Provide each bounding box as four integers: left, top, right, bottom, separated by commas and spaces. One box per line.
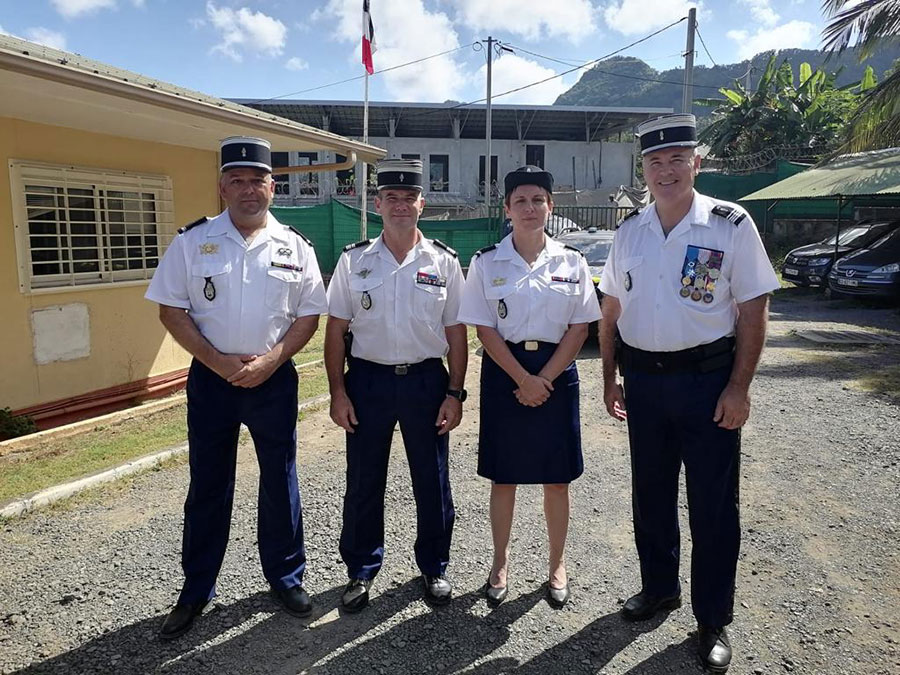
190, 261, 231, 309
619, 256, 643, 307
348, 274, 385, 319
545, 279, 581, 324
265, 266, 302, 314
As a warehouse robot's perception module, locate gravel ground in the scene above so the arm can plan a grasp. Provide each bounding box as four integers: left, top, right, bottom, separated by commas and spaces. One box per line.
1, 293, 898, 675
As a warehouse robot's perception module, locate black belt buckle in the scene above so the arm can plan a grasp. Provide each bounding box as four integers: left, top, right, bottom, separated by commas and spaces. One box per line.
394, 364, 409, 375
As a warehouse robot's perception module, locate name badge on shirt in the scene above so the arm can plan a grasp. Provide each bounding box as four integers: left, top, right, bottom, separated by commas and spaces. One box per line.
416, 271, 447, 287
680, 245, 723, 303
271, 261, 302, 273
551, 275, 579, 284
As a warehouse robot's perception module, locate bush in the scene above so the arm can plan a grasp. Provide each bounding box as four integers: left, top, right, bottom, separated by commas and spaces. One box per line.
0, 407, 37, 441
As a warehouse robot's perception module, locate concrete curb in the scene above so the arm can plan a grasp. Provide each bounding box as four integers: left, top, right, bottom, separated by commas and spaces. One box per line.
0, 393, 331, 520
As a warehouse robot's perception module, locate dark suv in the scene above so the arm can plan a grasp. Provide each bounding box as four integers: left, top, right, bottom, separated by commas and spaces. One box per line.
781, 219, 900, 287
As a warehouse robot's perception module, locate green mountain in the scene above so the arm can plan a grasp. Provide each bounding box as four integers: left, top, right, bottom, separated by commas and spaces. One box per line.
554, 46, 900, 114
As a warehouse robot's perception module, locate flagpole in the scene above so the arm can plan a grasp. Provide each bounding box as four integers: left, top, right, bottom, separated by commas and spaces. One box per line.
360, 70, 369, 241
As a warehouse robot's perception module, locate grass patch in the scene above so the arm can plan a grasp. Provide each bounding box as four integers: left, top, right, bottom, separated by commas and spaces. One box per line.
298, 365, 329, 403
0, 406, 187, 502
857, 364, 900, 400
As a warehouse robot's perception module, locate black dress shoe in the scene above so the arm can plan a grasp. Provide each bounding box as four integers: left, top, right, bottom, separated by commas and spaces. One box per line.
546, 583, 570, 609
484, 576, 508, 606
159, 600, 209, 641
423, 574, 452, 606
341, 578, 372, 613
272, 585, 313, 618
698, 625, 732, 673
621, 589, 681, 621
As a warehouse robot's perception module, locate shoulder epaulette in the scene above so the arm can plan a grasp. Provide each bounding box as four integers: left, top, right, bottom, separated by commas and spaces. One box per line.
473, 244, 497, 258
286, 227, 314, 247
616, 208, 642, 230
563, 244, 585, 256
432, 239, 458, 258
343, 239, 371, 253
177, 216, 209, 234
711, 204, 746, 226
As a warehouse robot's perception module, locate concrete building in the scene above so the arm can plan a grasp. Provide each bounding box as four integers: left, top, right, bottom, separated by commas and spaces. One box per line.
234, 100, 671, 212
0, 35, 382, 428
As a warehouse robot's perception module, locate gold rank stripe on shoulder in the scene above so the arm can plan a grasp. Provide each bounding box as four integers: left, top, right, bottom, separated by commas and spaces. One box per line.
473, 244, 497, 258
177, 216, 209, 234
711, 205, 746, 226
432, 239, 458, 258
343, 239, 371, 253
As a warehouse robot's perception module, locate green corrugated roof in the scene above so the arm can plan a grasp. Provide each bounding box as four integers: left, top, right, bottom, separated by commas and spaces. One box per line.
740, 147, 900, 201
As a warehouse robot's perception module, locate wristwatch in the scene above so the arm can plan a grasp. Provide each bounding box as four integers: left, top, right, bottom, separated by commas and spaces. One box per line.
446, 389, 467, 402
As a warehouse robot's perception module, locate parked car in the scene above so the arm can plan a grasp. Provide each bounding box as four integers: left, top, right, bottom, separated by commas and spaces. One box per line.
554, 228, 615, 335
827, 226, 900, 300
781, 219, 900, 287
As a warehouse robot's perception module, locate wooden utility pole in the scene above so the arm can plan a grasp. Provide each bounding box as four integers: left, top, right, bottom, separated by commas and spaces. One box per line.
682, 8, 696, 114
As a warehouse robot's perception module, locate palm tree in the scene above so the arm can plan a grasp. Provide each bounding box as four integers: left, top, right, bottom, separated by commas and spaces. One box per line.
822, 0, 900, 151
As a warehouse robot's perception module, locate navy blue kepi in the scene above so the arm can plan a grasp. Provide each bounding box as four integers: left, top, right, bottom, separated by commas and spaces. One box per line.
504, 165, 553, 196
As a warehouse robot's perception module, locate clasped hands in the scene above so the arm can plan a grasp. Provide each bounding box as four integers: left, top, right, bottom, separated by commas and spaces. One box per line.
514, 373, 553, 407
215, 352, 280, 388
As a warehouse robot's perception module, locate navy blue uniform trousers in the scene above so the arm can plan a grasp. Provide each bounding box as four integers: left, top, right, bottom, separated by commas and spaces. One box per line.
179, 359, 306, 605
623, 363, 740, 628
339, 357, 454, 581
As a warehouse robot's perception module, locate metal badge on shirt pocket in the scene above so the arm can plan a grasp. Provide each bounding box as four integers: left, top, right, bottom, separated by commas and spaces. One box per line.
680, 245, 724, 303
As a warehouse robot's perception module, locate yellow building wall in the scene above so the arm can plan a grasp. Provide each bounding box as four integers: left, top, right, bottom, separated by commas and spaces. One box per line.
0, 118, 219, 411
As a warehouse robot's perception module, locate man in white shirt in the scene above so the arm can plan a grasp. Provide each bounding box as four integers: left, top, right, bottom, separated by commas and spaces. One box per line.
324, 159, 467, 612
146, 137, 327, 639
599, 114, 780, 672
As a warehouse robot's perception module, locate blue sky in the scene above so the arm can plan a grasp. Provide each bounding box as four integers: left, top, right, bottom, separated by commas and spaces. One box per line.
2, 0, 830, 105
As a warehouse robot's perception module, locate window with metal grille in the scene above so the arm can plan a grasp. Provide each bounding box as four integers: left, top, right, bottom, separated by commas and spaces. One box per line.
10, 161, 175, 291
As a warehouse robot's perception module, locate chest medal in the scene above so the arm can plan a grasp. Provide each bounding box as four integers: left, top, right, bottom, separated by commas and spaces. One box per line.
680, 245, 724, 303
361, 291, 372, 310
497, 299, 508, 319
203, 276, 216, 301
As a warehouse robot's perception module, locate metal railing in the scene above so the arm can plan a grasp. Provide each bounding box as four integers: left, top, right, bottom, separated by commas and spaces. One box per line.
550, 205, 626, 231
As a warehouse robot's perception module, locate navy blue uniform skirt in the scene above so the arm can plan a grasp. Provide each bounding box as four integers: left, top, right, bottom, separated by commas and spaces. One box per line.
478, 341, 583, 485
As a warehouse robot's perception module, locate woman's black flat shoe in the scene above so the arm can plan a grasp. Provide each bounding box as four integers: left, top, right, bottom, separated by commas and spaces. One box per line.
547, 583, 570, 609
485, 577, 509, 606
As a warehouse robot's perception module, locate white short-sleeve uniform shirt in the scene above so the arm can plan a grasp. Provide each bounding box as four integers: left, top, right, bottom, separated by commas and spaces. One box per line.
145, 209, 327, 355
599, 191, 779, 352
458, 234, 602, 343
326, 234, 464, 365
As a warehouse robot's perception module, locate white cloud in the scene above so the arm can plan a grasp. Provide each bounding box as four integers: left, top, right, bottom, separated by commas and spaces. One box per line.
455, 0, 599, 43
25, 27, 68, 50
604, 0, 700, 36
727, 20, 817, 60
50, 0, 116, 18
316, 0, 467, 101
479, 53, 570, 104
285, 56, 309, 71
206, 2, 287, 62
739, 0, 778, 27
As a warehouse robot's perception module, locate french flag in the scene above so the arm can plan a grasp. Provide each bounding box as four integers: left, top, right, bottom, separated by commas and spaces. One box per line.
362, 0, 376, 75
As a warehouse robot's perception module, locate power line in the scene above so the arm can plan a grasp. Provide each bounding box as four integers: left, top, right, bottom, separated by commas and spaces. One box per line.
694, 23, 718, 67
245, 42, 478, 104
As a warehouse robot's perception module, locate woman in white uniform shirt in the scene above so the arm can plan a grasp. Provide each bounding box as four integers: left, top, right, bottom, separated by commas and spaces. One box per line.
458, 166, 601, 608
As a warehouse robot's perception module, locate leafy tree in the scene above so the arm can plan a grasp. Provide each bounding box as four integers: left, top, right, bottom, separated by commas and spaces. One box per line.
695, 53, 871, 159
822, 0, 900, 150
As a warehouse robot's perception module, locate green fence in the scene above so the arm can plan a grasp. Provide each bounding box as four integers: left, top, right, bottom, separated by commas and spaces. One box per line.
272, 200, 501, 273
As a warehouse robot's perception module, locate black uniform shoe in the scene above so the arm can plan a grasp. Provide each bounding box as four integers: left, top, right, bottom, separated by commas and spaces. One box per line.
621, 590, 682, 621
272, 585, 313, 618
698, 625, 732, 673
341, 578, 372, 613
484, 576, 508, 607
546, 583, 570, 609
158, 600, 209, 641
423, 575, 452, 606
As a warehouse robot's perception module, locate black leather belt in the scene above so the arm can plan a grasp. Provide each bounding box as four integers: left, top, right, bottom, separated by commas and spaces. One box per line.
505, 340, 556, 352
618, 336, 735, 374
349, 356, 441, 375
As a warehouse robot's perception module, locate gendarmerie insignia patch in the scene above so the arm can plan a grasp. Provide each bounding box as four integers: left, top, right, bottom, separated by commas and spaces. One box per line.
276, 247, 292, 257
497, 299, 508, 319
433, 239, 458, 258
361, 291, 372, 310
178, 216, 209, 234
711, 205, 746, 226
199, 243, 219, 255
344, 239, 371, 252
203, 276, 216, 301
